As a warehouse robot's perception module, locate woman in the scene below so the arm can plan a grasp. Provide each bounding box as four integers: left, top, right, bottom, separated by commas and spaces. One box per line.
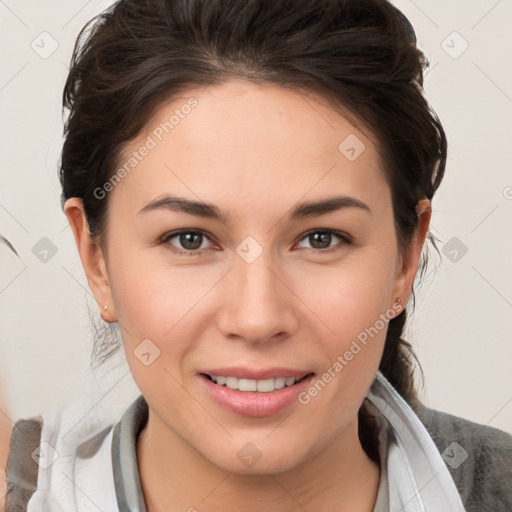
4, 0, 511, 511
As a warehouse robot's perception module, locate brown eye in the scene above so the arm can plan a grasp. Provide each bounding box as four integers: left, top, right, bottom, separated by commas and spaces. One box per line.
177, 232, 204, 250
297, 230, 352, 252
161, 230, 213, 255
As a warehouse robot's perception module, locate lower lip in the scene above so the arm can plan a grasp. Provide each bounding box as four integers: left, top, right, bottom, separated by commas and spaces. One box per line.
199, 373, 315, 417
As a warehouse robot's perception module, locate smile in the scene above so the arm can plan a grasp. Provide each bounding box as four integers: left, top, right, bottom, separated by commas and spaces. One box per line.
203, 373, 314, 393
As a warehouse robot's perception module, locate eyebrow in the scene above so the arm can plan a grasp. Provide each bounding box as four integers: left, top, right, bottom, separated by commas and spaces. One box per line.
137, 194, 372, 221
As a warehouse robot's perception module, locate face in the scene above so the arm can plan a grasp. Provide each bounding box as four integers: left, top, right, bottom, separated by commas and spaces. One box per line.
67, 79, 427, 475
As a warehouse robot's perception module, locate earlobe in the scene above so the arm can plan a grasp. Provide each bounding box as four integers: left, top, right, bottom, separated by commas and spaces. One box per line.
64, 198, 116, 322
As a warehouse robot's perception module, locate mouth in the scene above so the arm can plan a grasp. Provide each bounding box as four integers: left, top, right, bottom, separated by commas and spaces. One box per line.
199, 371, 316, 417
200, 372, 315, 393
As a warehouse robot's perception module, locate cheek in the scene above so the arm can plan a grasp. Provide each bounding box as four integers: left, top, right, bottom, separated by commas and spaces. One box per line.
107, 256, 193, 397
106, 244, 220, 378
296, 251, 397, 397
299, 255, 396, 337
300, 279, 394, 419
107, 240, 187, 330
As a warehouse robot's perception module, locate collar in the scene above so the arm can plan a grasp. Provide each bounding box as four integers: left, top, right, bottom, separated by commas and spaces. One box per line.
111, 394, 148, 512
365, 371, 468, 511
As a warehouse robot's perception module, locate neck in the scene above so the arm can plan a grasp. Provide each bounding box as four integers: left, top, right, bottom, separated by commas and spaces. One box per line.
137, 408, 381, 512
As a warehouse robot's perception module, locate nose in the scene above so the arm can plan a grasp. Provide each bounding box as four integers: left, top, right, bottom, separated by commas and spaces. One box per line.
217, 248, 299, 346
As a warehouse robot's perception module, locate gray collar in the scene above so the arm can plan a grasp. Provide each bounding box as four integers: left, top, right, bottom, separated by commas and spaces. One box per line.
111, 394, 149, 512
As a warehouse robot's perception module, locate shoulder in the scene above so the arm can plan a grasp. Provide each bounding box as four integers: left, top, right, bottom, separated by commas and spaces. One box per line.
3, 399, 136, 512
4, 416, 43, 512
4, 412, 118, 512
415, 403, 512, 511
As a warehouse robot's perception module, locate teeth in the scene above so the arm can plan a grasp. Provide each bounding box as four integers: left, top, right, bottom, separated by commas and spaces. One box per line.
208, 375, 305, 392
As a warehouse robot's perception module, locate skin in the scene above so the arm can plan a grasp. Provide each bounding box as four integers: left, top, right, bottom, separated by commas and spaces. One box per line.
66, 79, 431, 512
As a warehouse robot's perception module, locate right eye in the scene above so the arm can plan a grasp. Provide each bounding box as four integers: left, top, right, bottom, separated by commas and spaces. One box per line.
160, 229, 215, 256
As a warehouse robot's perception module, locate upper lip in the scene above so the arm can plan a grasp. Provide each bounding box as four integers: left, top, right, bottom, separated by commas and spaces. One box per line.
200, 367, 314, 380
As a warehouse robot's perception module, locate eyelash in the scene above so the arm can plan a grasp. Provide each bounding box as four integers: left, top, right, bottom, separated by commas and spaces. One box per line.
159, 229, 353, 256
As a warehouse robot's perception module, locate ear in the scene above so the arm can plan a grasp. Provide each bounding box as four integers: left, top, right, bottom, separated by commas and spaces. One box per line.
64, 198, 116, 323
391, 198, 432, 309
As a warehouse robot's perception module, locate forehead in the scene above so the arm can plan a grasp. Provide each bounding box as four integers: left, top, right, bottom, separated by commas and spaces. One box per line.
111, 79, 389, 217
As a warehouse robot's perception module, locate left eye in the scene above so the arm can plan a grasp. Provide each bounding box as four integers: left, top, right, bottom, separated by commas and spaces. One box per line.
296, 230, 351, 251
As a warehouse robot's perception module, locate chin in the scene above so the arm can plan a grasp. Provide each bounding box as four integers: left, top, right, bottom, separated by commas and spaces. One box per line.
202, 436, 309, 476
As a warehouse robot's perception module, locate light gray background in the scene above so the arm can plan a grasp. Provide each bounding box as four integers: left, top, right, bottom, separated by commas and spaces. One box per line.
0, 0, 511, 433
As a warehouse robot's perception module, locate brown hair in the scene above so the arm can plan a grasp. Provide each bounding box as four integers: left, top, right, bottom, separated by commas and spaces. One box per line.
60, 0, 446, 459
